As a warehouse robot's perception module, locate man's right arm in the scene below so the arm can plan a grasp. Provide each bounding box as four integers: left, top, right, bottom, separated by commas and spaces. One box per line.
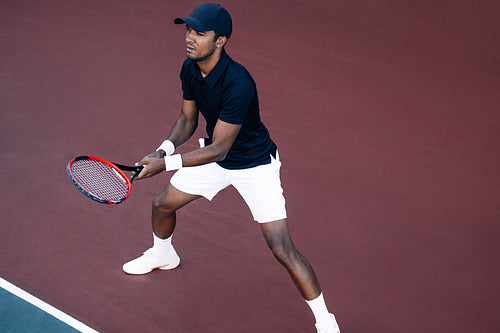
157, 99, 199, 157
134, 99, 198, 180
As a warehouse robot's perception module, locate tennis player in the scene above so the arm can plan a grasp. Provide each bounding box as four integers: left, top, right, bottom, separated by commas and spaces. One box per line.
124, 3, 340, 332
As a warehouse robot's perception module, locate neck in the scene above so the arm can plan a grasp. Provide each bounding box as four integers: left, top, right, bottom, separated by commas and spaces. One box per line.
197, 49, 223, 78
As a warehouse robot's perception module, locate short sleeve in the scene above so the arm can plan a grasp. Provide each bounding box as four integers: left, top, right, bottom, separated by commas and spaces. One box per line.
219, 78, 254, 124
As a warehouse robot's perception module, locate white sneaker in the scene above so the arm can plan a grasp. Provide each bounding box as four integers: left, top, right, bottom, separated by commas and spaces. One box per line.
316, 313, 340, 333
122, 247, 180, 275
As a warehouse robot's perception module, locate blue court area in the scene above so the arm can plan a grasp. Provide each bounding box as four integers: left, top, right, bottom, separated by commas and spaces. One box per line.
0, 278, 95, 333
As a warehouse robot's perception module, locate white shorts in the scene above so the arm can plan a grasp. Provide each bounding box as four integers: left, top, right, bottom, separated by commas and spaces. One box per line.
170, 152, 287, 223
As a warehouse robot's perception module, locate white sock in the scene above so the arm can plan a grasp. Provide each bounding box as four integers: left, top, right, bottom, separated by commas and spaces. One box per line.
305, 292, 331, 325
153, 233, 173, 255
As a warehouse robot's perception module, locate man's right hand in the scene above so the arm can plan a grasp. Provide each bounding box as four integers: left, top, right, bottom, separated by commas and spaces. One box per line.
133, 151, 167, 180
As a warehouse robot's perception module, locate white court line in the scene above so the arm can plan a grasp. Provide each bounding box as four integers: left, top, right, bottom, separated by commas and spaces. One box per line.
0, 277, 99, 333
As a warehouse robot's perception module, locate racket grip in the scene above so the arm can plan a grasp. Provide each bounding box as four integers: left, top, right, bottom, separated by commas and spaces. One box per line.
131, 165, 144, 182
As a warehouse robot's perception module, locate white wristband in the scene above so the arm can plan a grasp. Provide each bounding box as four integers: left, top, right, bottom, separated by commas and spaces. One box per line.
164, 154, 182, 171
156, 140, 175, 156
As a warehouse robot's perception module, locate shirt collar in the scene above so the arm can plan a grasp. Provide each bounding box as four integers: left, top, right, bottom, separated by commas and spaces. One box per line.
201, 50, 231, 88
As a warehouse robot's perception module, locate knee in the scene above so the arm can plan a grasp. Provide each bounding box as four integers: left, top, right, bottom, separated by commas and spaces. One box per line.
270, 244, 298, 267
152, 194, 175, 217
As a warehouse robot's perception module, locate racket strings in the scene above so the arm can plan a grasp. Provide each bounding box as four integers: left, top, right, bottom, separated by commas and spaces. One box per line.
71, 159, 130, 201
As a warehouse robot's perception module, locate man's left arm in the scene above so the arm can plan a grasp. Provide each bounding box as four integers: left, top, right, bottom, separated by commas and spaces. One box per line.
179, 119, 241, 167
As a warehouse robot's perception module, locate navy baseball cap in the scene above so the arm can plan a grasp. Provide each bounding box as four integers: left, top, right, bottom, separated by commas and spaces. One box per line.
174, 3, 232, 38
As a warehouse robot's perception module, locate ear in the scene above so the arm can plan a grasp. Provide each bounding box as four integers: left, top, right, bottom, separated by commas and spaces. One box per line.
216, 36, 227, 48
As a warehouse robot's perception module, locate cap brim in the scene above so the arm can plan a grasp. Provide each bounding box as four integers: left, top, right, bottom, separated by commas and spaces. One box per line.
174, 16, 210, 32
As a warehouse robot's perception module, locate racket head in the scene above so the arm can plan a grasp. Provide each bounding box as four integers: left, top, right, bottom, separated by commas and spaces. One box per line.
67, 156, 133, 205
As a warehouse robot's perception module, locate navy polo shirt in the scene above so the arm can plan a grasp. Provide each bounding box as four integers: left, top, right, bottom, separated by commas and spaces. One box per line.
180, 50, 277, 169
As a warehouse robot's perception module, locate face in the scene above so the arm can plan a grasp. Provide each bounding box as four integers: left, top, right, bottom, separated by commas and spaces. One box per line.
185, 25, 218, 62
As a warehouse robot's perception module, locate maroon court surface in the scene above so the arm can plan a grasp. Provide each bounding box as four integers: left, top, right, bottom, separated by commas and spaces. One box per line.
1, 1, 499, 332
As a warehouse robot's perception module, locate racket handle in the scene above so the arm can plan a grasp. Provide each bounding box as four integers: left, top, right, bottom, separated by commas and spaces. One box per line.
130, 165, 144, 182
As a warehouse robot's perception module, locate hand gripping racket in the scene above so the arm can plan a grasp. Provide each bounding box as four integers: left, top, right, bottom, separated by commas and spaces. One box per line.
66, 156, 144, 205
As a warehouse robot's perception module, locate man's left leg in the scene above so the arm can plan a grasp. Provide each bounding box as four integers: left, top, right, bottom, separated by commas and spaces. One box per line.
260, 219, 340, 332
260, 218, 320, 299
230, 154, 340, 331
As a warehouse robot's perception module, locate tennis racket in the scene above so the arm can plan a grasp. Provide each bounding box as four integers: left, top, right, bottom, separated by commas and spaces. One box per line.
66, 155, 144, 205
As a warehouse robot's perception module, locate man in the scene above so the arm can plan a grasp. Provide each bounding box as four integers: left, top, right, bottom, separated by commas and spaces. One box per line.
123, 3, 340, 332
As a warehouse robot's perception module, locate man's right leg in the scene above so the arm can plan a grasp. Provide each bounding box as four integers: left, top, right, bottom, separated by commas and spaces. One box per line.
122, 182, 201, 275
152, 182, 202, 239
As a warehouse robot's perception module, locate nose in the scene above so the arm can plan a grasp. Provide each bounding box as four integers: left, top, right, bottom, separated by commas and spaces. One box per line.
185, 30, 195, 43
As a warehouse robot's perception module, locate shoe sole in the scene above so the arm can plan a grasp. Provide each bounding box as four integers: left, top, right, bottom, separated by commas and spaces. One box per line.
158, 259, 180, 270
122, 251, 181, 275
123, 261, 179, 275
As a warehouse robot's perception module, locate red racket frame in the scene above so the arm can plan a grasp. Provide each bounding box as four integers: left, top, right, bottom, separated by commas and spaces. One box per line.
66, 155, 140, 205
